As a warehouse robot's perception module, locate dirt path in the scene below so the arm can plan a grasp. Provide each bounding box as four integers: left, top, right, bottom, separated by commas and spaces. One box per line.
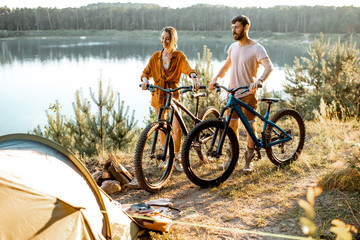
90, 120, 360, 239
111, 164, 322, 239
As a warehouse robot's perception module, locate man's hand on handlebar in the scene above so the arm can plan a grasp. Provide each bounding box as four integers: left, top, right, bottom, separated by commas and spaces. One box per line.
209, 78, 218, 91
249, 79, 262, 94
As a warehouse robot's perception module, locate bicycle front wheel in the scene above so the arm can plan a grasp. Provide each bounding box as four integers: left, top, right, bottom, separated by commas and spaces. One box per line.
134, 122, 174, 193
181, 119, 239, 187
265, 109, 305, 165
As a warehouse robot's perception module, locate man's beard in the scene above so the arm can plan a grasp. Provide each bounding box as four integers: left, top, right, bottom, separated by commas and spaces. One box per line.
233, 29, 245, 40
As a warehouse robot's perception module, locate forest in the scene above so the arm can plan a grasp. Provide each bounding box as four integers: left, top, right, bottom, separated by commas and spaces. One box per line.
0, 3, 360, 33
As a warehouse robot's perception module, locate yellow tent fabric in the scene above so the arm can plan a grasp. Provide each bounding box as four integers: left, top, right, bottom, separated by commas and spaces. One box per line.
0, 134, 141, 240
0, 178, 95, 239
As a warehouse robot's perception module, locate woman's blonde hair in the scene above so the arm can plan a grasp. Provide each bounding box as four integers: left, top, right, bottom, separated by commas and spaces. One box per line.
161, 26, 178, 49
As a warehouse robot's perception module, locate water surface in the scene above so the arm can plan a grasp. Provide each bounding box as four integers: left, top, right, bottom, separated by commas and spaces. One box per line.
0, 36, 307, 135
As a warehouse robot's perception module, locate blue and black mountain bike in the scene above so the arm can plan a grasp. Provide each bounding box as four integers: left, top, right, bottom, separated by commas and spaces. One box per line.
181, 84, 305, 187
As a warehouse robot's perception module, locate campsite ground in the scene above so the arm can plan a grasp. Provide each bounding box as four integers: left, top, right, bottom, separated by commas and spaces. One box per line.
87, 119, 360, 239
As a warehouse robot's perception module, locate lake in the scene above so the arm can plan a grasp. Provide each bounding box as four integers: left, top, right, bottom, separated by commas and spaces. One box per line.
0, 35, 308, 135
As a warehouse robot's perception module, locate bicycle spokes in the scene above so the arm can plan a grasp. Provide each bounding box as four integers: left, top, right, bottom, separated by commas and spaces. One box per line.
181, 119, 239, 187
134, 123, 174, 192
265, 109, 305, 165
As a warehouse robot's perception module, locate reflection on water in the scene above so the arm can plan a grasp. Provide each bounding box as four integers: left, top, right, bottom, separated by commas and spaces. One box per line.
1, 36, 307, 65
0, 36, 307, 135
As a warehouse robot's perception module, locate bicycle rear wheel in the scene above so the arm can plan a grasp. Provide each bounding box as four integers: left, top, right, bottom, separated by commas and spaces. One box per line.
181, 119, 239, 187
134, 122, 174, 192
265, 109, 305, 165
198, 106, 220, 121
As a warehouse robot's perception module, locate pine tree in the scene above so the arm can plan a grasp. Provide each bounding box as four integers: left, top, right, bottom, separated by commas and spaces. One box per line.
108, 93, 137, 150
195, 45, 224, 111
70, 89, 95, 156
32, 73, 138, 157
45, 101, 73, 149
284, 33, 360, 120
181, 45, 223, 118
89, 78, 115, 153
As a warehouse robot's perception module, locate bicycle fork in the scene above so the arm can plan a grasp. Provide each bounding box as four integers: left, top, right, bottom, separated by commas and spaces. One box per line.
150, 106, 174, 162
207, 107, 233, 158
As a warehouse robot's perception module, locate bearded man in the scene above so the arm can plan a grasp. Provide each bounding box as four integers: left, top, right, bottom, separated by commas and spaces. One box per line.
210, 15, 274, 173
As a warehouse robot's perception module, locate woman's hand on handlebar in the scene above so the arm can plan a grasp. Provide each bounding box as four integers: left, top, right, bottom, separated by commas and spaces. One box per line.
141, 77, 149, 90
192, 77, 200, 92
189, 73, 200, 91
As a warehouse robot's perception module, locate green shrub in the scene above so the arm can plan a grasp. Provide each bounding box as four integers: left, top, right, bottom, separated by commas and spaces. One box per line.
32, 74, 137, 157
284, 33, 360, 120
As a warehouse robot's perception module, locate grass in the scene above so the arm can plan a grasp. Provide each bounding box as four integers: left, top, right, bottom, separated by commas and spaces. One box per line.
82, 100, 360, 239
83, 113, 360, 239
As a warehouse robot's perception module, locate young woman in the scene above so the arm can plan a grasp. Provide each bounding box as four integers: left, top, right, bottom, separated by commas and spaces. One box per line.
140, 26, 200, 171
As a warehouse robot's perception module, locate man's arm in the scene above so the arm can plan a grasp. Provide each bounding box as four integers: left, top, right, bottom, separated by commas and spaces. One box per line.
257, 57, 273, 83
249, 57, 274, 93
209, 55, 232, 90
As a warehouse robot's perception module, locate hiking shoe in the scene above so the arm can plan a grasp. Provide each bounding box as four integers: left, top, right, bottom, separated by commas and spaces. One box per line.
243, 150, 255, 173
219, 149, 231, 170
174, 156, 183, 172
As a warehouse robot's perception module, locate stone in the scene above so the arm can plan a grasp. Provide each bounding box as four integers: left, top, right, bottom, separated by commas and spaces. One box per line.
101, 180, 121, 194
92, 170, 103, 186
108, 154, 133, 184
102, 169, 112, 179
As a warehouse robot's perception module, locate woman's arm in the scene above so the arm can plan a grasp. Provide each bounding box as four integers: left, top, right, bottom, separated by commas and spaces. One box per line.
140, 53, 156, 90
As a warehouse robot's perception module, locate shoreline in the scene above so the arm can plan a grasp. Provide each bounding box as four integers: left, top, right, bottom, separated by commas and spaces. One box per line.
2, 30, 359, 47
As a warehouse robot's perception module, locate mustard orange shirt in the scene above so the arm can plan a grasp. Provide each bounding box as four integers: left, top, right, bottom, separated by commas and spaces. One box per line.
141, 49, 196, 108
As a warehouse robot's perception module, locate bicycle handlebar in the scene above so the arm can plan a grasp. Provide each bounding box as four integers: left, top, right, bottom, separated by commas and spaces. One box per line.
191, 92, 207, 98
139, 84, 206, 94
214, 83, 262, 95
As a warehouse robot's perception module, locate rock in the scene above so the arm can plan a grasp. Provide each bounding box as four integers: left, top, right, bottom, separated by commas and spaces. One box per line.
102, 169, 112, 179
92, 170, 103, 186
103, 158, 112, 170
108, 154, 133, 185
125, 165, 135, 175
101, 180, 122, 194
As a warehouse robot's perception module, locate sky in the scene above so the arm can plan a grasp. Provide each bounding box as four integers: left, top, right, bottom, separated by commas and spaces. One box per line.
2, 0, 360, 9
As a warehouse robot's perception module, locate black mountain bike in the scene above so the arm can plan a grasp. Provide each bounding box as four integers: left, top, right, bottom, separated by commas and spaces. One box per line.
134, 84, 220, 192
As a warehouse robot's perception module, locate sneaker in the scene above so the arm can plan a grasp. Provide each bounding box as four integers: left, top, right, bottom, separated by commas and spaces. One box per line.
127, 177, 141, 189
219, 149, 231, 170
174, 156, 183, 172
243, 150, 255, 173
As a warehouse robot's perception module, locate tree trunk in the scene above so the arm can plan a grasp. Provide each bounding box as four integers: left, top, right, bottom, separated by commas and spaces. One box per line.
47, 8, 52, 30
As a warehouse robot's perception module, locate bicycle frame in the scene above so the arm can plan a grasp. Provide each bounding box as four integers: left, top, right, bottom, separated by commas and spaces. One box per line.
170, 98, 202, 134
219, 94, 293, 149
151, 88, 203, 160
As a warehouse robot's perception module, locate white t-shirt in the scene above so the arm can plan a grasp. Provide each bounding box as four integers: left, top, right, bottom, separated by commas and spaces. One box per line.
227, 41, 269, 98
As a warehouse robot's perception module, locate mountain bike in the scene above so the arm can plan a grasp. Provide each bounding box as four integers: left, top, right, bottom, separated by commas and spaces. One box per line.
181, 84, 305, 187
134, 84, 220, 192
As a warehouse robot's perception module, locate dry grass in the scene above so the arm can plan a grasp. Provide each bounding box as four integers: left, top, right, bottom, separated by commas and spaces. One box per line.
84, 116, 360, 239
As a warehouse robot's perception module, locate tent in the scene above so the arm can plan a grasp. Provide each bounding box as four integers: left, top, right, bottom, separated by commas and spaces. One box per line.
0, 134, 142, 240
